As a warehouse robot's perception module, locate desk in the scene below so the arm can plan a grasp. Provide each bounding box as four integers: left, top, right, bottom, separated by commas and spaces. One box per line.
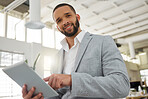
126, 94, 148, 99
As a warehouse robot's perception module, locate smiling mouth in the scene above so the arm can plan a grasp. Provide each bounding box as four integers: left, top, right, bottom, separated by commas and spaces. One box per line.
64, 25, 72, 31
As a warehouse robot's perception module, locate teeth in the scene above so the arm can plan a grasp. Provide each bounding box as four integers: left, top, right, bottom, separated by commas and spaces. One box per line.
66, 26, 71, 29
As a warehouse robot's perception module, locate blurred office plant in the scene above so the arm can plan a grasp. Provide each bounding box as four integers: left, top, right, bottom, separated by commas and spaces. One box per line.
25, 53, 40, 70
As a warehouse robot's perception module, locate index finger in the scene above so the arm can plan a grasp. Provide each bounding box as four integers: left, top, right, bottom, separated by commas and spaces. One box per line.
43, 76, 50, 82
22, 84, 27, 98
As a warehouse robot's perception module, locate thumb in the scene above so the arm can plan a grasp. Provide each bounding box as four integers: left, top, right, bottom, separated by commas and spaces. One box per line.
43, 76, 50, 82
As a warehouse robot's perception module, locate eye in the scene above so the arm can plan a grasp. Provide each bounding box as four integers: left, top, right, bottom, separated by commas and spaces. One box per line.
66, 15, 71, 17
57, 19, 61, 24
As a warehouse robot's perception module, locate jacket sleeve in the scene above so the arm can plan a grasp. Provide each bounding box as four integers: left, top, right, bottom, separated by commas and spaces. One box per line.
71, 36, 130, 98
45, 89, 65, 99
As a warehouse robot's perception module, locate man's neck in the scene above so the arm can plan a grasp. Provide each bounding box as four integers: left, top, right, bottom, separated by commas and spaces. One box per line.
66, 29, 82, 49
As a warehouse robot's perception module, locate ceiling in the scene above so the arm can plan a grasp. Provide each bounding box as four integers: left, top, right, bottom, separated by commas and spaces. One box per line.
0, 0, 148, 56
0, 0, 29, 13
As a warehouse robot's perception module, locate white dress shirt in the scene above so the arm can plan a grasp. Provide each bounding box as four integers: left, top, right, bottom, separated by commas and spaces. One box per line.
60, 30, 86, 74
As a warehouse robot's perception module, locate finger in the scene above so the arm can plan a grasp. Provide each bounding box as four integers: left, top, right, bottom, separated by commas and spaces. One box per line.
40, 96, 44, 99
32, 93, 42, 99
51, 76, 57, 89
22, 84, 27, 98
48, 76, 53, 87
55, 76, 63, 89
43, 76, 50, 82
25, 87, 35, 98
57, 78, 63, 88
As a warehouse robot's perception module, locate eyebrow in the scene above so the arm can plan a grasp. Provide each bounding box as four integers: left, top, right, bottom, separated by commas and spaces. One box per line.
64, 12, 71, 15
56, 12, 72, 22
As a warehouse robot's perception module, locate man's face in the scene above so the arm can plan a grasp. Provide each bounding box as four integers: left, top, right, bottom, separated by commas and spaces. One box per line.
53, 6, 80, 37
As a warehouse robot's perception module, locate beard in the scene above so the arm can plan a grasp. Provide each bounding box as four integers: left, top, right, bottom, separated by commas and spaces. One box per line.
60, 18, 79, 37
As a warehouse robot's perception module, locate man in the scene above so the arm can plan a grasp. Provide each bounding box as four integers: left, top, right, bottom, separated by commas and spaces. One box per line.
22, 3, 130, 99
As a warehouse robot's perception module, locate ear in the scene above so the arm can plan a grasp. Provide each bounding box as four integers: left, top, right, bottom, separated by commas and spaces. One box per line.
76, 14, 80, 21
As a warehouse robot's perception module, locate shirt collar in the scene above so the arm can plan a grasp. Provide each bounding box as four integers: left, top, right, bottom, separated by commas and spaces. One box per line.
60, 30, 86, 51
75, 30, 86, 43
60, 38, 69, 52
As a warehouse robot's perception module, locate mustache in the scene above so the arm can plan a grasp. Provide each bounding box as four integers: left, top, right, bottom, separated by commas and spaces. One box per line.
64, 22, 70, 27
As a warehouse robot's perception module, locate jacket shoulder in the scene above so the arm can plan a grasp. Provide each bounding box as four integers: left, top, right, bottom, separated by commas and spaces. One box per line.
87, 32, 113, 41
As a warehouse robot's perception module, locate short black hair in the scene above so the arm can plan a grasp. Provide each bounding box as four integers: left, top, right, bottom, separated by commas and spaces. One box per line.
53, 3, 76, 14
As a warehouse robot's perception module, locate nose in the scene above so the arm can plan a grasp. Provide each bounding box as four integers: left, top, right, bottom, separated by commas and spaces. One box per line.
62, 19, 69, 26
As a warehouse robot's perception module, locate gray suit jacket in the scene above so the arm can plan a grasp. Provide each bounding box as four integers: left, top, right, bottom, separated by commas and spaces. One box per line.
47, 32, 130, 99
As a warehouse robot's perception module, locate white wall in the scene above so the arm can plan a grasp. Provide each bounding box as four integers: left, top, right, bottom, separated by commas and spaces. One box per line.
0, 37, 58, 78
0, 37, 31, 64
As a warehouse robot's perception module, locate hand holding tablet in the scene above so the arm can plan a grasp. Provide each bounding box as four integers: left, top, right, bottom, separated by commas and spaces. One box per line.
2, 61, 58, 98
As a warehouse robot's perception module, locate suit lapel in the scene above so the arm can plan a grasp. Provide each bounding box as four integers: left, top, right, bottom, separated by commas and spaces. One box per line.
73, 32, 92, 72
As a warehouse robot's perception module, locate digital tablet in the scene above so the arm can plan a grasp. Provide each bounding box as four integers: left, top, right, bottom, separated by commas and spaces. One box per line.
2, 61, 58, 98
